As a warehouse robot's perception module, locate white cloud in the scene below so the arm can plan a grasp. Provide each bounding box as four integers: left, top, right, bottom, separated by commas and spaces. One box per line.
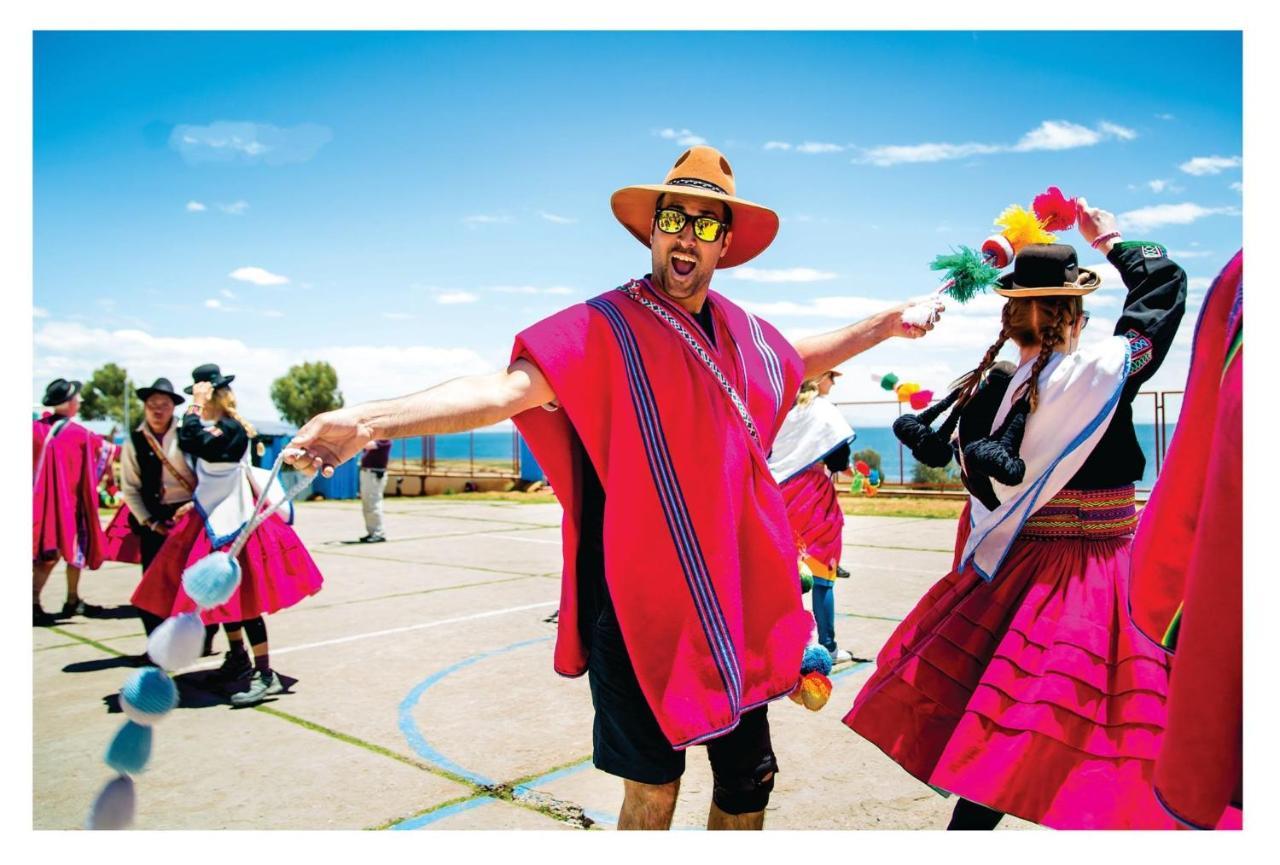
169, 121, 332, 166
742, 296, 889, 319
795, 141, 845, 154
763, 141, 792, 151
656, 128, 707, 146
185, 200, 207, 212
1168, 249, 1215, 258
538, 211, 576, 225
1179, 155, 1242, 176
490, 285, 575, 296
34, 306, 49, 318
462, 214, 513, 227
229, 266, 290, 286
730, 267, 839, 283
220, 288, 237, 299
1230, 181, 1243, 193
218, 200, 249, 215
1118, 202, 1240, 232
204, 299, 223, 309
1147, 179, 1170, 193
858, 119, 1136, 167
383, 312, 416, 321
32, 318, 492, 422
436, 291, 479, 305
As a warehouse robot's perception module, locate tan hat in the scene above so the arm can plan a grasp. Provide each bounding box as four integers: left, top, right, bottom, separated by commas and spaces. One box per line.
610, 145, 779, 269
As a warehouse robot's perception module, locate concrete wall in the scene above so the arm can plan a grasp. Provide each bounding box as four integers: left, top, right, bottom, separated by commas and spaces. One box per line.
386, 472, 515, 496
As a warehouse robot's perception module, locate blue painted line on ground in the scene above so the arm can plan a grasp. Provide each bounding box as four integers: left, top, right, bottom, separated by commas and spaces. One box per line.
397, 635, 552, 789
510, 759, 593, 797
391, 796, 497, 830
831, 660, 873, 681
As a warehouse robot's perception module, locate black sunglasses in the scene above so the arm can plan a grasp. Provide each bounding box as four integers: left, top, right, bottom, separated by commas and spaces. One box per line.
654, 207, 729, 243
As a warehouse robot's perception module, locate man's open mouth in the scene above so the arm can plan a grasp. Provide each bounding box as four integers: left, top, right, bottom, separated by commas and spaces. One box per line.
671, 253, 697, 277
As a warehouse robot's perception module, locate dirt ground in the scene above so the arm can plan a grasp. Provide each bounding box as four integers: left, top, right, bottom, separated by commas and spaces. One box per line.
34, 498, 1034, 831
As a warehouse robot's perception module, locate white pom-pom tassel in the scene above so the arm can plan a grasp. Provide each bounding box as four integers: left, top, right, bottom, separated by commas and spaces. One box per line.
147, 613, 206, 671
902, 296, 944, 329
88, 775, 135, 830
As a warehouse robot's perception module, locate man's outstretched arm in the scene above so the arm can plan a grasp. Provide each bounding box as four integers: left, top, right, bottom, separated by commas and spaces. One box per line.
284, 358, 554, 475
792, 299, 942, 380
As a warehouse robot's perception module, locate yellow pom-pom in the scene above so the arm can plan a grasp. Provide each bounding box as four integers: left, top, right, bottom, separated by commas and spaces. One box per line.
790, 671, 833, 712
995, 205, 1056, 251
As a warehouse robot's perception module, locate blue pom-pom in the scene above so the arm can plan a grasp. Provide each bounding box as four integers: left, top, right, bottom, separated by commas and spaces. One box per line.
182, 551, 241, 609
105, 721, 152, 775
800, 644, 833, 676
88, 775, 135, 830
120, 666, 177, 725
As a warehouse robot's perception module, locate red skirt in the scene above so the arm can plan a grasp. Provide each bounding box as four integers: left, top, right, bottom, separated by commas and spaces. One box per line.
102, 504, 142, 565
131, 510, 323, 625
843, 487, 1175, 829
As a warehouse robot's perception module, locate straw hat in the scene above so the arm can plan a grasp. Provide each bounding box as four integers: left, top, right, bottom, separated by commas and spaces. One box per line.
994, 243, 1101, 298
610, 145, 779, 269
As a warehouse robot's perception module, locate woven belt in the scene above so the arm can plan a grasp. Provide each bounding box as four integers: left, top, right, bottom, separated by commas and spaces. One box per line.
1020, 485, 1138, 540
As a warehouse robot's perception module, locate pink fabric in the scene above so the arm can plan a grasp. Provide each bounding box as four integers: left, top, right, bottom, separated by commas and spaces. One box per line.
779, 462, 844, 578
102, 504, 142, 564
1129, 250, 1243, 829
32, 416, 112, 569
511, 278, 812, 748
131, 511, 323, 624
844, 501, 1176, 829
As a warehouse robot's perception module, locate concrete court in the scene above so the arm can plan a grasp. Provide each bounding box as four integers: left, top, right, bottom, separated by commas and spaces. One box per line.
33, 497, 1034, 831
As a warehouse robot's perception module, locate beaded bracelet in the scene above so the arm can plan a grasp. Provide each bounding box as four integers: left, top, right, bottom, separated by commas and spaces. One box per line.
1091, 231, 1122, 250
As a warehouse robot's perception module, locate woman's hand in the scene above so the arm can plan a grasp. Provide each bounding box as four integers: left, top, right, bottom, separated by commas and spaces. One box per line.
1076, 197, 1122, 254
190, 381, 214, 405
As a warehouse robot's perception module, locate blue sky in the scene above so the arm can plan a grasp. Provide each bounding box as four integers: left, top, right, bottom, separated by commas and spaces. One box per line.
33, 31, 1242, 426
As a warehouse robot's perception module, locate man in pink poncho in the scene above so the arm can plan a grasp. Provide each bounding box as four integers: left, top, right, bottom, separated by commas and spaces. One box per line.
287, 146, 941, 829
33, 378, 115, 625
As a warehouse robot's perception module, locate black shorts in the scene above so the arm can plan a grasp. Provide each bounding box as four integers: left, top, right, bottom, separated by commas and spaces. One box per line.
586, 599, 778, 801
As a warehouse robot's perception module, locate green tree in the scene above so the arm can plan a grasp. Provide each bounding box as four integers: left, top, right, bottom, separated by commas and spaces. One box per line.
270, 361, 344, 428
912, 461, 961, 486
852, 448, 882, 474
79, 363, 143, 426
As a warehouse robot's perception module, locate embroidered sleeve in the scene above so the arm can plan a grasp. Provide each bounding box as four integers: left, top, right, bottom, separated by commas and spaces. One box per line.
1106, 242, 1188, 399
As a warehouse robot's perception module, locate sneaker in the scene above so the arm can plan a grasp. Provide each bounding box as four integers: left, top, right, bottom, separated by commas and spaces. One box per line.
835, 566, 851, 580
209, 649, 252, 684
33, 604, 54, 627
60, 597, 87, 617
359, 535, 386, 544
831, 649, 855, 665
229, 670, 284, 707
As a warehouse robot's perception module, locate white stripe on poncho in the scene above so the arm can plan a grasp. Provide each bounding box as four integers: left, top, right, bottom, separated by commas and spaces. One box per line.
960, 335, 1131, 581
767, 397, 856, 485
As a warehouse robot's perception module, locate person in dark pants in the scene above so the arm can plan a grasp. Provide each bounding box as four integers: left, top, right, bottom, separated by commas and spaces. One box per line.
118, 378, 218, 655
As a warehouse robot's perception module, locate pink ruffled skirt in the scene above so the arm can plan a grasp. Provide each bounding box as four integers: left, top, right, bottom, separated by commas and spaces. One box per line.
131, 510, 323, 624
843, 488, 1175, 829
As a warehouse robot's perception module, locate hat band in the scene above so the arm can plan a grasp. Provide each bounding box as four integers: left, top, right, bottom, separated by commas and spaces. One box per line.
667, 177, 728, 195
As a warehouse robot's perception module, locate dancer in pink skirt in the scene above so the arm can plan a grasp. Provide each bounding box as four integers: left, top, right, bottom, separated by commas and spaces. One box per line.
845, 199, 1187, 829
132, 364, 324, 706
767, 371, 856, 664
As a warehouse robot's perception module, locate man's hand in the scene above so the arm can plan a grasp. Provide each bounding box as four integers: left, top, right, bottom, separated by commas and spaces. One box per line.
285, 408, 372, 477
892, 297, 945, 338
1076, 197, 1121, 254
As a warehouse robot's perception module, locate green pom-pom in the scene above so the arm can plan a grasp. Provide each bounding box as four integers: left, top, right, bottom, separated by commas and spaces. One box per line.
930, 246, 1002, 303
800, 571, 813, 594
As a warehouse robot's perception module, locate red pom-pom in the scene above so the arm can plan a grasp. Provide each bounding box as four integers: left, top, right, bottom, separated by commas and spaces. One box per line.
980, 234, 1014, 269
909, 390, 934, 410
1032, 186, 1077, 232
855, 460, 870, 476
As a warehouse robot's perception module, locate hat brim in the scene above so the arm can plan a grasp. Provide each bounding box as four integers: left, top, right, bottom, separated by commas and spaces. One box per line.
42, 380, 82, 406
994, 268, 1102, 298
183, 374, 235, 395
136, 388, 185, 406
610, 184, 780, 269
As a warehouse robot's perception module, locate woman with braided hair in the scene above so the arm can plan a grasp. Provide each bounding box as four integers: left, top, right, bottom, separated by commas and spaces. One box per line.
132, 364, 325, 707
844, 200, 1188, 829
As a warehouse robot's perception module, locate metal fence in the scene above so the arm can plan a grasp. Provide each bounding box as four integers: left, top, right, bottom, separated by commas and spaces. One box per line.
829, 389, 1184, 494
387, 430, 522, 478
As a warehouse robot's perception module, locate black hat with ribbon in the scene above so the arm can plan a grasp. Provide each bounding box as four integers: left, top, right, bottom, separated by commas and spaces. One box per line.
183, 363, 236, 394
135, 377, 185, 405
42, 378, 82, 407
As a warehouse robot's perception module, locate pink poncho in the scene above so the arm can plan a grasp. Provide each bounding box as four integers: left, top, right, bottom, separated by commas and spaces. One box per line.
32, 415, 113, 569
512, 277, 812, 748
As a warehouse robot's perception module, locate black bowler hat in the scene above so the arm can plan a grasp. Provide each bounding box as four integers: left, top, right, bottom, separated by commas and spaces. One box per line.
995, 243, 1101, 298
42, 378, 82, 407
135, 377, 185, 405
183, 363, 236, 394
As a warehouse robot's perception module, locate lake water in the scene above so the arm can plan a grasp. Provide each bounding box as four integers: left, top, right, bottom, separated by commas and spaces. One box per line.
395, 424, 1173, 489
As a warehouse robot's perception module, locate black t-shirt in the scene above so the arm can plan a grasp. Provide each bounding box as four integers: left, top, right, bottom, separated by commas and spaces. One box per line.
957, 243, 1187, 492
179, 412, 249, 464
